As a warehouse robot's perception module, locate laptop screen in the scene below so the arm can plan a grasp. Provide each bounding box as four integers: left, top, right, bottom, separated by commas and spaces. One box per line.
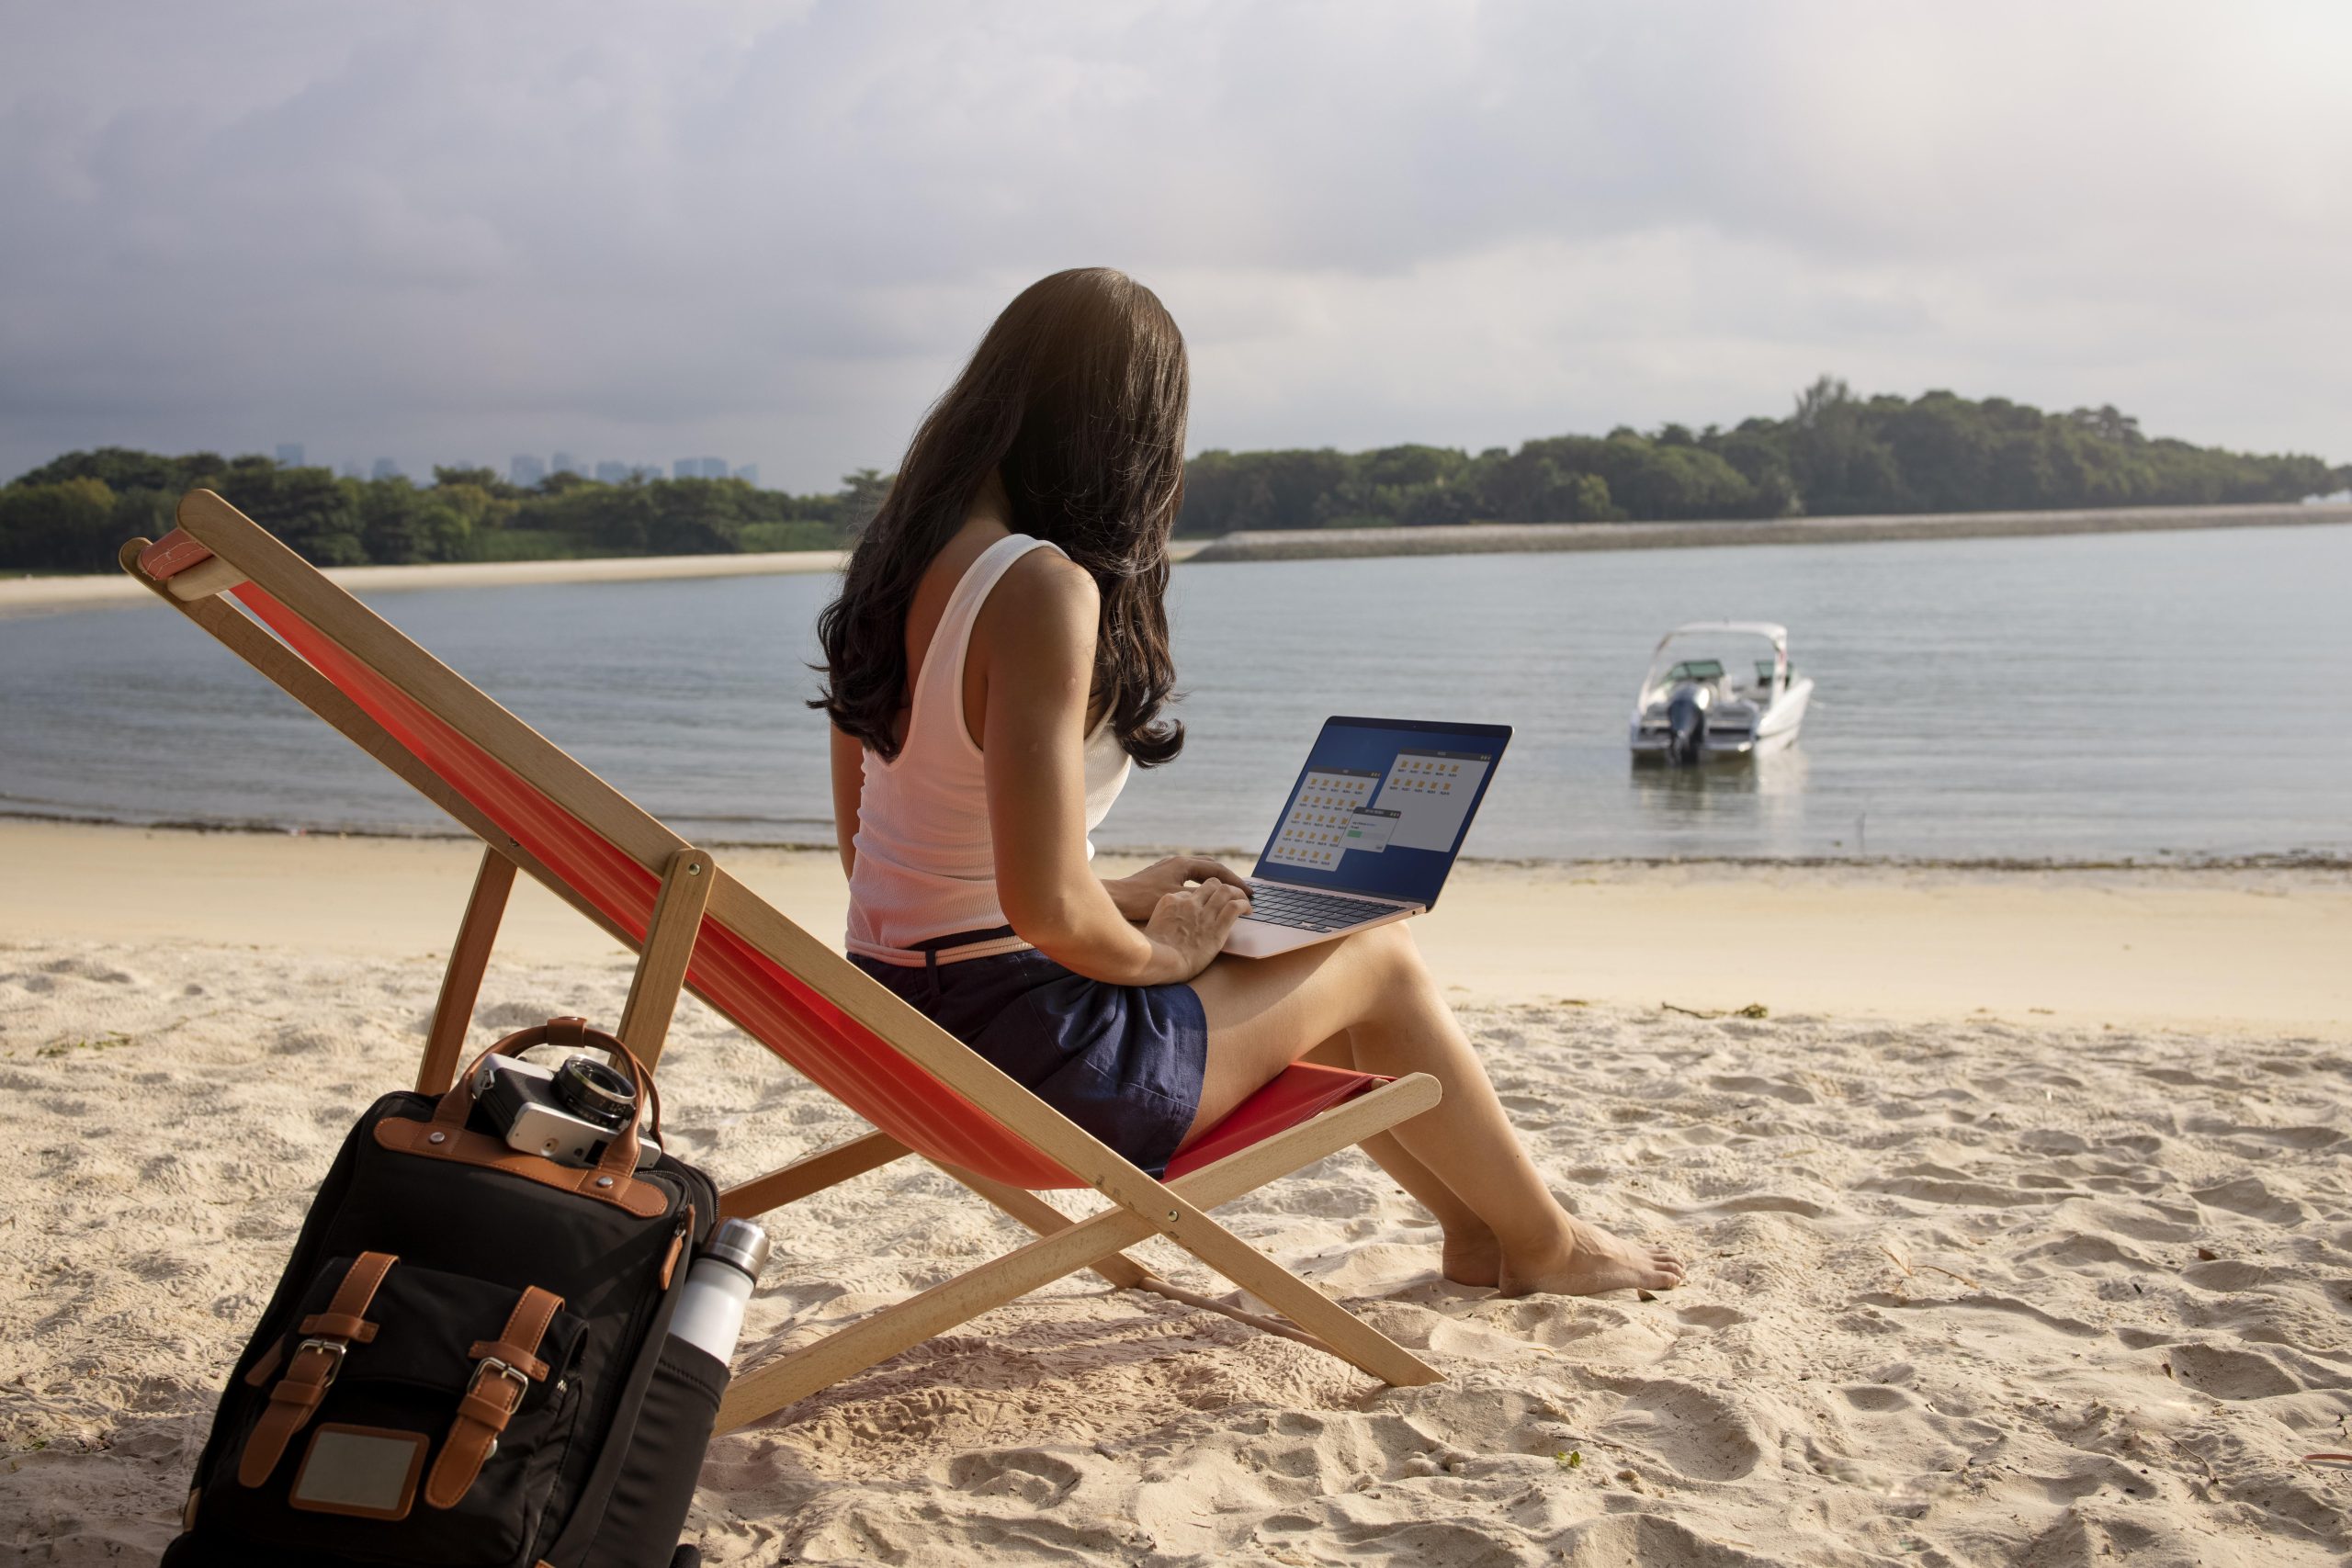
1250, 717, 1511, 909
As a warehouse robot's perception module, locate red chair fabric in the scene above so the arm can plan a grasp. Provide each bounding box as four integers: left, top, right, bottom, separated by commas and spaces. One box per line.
1163, 1061, 1374, 1180
139, 529, 1385, 1190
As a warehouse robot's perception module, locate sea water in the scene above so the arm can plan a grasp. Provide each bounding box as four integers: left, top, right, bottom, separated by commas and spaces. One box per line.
4, 523, 2347, 863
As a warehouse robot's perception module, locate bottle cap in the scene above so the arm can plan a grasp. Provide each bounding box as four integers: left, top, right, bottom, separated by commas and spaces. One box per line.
702, 1217, 770, 1280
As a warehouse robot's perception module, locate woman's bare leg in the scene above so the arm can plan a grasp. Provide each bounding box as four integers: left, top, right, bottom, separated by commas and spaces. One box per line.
1182, 922, 1682, 1296
1304, 1032, 1501, 1286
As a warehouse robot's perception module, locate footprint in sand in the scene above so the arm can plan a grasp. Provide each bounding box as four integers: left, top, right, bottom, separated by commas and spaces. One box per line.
945, 1449, 1082, 1505
2190, 1176, 2311, 1226
1598, 1379, 1767, 1482
2164, 1341, 2302, 1400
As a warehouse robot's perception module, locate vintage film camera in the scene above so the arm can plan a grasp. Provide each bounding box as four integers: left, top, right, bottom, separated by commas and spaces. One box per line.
472, 1049, 662, 1170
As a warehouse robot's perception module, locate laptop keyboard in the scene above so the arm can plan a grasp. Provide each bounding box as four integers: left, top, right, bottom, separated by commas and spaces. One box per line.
1242, 881, 1394, 932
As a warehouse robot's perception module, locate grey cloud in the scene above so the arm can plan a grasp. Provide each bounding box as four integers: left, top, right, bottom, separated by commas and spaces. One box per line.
2, 0, 2346, 490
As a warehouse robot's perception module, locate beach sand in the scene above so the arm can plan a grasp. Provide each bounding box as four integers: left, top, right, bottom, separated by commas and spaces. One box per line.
0, 541, 1216, 620
3, 823, 2347, 1562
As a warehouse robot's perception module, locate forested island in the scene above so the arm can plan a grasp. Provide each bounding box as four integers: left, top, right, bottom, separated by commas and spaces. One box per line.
4, 379, 2342, 572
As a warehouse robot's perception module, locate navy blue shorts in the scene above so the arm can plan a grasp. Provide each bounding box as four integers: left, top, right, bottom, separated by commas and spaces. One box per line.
851, 934, 1208, 1179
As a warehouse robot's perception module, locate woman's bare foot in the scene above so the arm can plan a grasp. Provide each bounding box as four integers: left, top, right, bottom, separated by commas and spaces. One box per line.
1498, 1213, 1685, 1298
1441, 1224, 1502, 1288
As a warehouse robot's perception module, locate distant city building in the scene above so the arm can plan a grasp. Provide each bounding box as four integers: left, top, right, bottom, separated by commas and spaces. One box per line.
551, 450, 582, 477
673, 457, 728, 480
510, 454, 547, 489
594, 460, 632, 483
276, 442, 304, 467
633, 463, 666, 481
733, 463, 759, 487
370, 457, 403, 481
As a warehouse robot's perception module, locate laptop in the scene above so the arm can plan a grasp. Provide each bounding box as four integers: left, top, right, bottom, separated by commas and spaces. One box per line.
1223, 716, 1511, 959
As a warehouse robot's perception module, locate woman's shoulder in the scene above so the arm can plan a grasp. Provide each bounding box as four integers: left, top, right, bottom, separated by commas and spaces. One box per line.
973, 542, 1097, 676
992, 539, 1098, 614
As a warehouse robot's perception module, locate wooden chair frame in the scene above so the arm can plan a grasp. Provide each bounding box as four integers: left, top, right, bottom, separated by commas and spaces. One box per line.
122, 491, 1444, 1432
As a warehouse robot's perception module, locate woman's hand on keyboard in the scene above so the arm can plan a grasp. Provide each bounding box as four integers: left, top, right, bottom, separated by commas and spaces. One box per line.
1104, 856, 1251, 922
1140, 878, 1252, 983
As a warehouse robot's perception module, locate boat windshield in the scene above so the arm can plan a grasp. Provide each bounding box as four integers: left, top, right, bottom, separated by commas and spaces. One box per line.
1640, 630, 1787, 705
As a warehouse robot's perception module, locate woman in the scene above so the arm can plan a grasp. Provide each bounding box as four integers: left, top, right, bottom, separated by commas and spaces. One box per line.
815, 268, 1681, 1297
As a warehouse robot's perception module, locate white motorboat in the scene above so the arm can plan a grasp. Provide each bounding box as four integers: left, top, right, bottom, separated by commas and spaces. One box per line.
1629, 621, 1813, 763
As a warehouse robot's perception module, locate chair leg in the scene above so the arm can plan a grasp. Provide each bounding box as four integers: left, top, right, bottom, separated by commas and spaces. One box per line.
1149, 1219, 1439, 1388
716, 1137, 1150, 1289
715, 1075, 1443, 1430
719, 1131, 910, 1220
717, 1197, 1162, 1429
618, 846, 711, 1069
944, 1169, 1152, 1289
955, 1172, 1329, 1348
416, 848, 516, 1093
1132, 1076, 1443, 1389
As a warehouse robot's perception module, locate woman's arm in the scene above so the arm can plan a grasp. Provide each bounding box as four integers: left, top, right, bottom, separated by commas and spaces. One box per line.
978, 551, 1245, 984
1102, 856, 1250, 921
829, 724, 864, 880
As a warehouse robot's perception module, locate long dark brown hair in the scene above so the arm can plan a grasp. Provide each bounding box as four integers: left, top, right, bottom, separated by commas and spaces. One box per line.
811, 267, 1188, 766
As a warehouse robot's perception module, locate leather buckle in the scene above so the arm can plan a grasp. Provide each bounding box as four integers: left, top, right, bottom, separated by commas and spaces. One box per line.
295, 1337, 348, 1388
470, 1357, 530, 1405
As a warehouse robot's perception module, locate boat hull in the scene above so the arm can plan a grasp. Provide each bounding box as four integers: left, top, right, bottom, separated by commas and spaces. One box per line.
1630, 676, 1811, 763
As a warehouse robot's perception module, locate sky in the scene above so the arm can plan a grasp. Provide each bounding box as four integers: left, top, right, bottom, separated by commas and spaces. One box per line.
4, 0, 2347, 492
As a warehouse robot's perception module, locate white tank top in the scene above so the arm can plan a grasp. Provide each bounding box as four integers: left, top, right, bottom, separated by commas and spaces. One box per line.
844, 534, 1132, 964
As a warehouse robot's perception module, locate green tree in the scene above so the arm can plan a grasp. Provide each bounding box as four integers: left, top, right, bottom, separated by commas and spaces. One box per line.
0, 477, 118, 570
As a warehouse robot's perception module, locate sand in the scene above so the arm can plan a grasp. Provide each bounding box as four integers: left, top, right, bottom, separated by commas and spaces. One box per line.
0, 541, 1216, 620
3, 825, 2348, 1563
4, 820, 2345, 1040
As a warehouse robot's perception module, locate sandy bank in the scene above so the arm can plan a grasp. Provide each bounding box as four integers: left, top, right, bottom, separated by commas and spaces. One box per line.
0, 546, 851, 618
1189, 501, 2352, 565
9, 505, 2346, 618
4, 819, 2343, 1041
0, 539, 1218, 619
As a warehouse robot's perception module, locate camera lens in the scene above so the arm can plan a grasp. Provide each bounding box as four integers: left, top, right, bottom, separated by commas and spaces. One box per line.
551, 1054, 637, 1130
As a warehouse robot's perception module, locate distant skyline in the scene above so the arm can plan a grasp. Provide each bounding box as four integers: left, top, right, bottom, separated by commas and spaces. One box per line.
4, 2, 2347, 491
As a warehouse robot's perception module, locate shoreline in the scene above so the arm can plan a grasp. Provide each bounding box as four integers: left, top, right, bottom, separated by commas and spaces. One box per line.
5, 818, 2345, 1040
1189, 499, 2352, 564
0, 538, 1204, 619
6, 502, 2347, 617
4, 807, 2345, 874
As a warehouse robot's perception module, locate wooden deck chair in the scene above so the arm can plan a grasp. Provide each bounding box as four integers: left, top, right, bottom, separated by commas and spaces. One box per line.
121, 491, 1444, 1432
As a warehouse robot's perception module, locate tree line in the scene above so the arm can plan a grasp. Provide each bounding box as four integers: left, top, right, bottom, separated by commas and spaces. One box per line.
1179, 378, 2346, 535
0, 450, 891, 573
4, 378, 2343, 572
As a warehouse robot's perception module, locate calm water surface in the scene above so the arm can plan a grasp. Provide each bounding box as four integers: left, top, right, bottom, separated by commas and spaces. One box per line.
4, 525, 2347, 862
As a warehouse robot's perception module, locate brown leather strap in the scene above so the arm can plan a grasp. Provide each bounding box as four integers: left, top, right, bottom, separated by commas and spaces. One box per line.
237, 1252, 397, 1486
297, 1311, 381, 1343
242, 1339, 284, 1387
462, 1338, 550, 1382
660, 1205, 694, 1290
424, 1286, 563, 1509
432, 1018, 661, 1175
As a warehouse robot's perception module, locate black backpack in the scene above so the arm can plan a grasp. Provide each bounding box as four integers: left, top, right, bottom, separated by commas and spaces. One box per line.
164, 1018, 726, 1568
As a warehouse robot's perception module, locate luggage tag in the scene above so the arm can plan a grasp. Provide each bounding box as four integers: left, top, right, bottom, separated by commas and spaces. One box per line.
288, 1424, 428, 1520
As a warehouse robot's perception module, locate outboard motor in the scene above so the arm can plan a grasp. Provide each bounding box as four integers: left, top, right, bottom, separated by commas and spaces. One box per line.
1664, 681, 1711, 764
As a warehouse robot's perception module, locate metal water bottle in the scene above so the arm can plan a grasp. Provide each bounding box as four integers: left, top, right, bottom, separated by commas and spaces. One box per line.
667, 1217, 769, 1365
